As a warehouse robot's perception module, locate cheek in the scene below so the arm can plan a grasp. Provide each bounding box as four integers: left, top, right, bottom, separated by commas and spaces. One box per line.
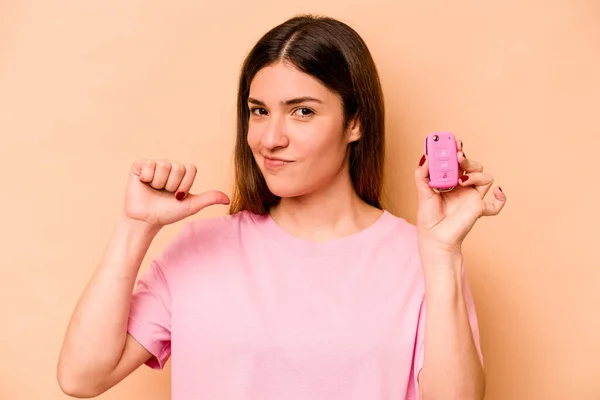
297, 125, 345, 158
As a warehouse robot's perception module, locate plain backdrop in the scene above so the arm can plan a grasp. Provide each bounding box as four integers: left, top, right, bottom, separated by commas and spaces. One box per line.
1, 1, 599, 399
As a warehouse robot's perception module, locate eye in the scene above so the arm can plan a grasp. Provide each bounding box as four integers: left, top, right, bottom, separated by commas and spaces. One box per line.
293, 107, 314, 118
250, 107, 268, 116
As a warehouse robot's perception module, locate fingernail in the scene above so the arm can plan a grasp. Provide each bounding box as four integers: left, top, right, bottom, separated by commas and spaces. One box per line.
459, 175, 469, 183
176, 192, 186, 201
419, 154, 426, 166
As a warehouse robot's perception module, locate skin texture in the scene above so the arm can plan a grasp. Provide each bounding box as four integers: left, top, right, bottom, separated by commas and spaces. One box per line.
247, 62, 360, 199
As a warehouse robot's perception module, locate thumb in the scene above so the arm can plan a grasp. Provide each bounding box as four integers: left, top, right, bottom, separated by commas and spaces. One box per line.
183, 190, 231, 215
414, 154, 435, 203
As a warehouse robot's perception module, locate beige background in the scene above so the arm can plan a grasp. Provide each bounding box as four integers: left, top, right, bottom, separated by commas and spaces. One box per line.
1, 1, 598, 399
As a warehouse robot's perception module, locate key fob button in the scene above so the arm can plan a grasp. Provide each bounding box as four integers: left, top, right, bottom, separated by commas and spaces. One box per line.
436, 148, 451, 160
438, 172, 451, 181
438, 161, 452, 171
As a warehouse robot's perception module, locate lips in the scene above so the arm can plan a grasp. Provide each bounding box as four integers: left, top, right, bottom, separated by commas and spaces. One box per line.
263, 155, 293, 169
264, 156, 292, 163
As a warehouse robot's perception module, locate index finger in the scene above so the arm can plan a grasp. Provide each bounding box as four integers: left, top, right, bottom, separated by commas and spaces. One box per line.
174, 164, 198, 199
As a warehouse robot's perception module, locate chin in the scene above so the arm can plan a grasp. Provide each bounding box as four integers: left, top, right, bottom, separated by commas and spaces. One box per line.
263, 176, 311, 198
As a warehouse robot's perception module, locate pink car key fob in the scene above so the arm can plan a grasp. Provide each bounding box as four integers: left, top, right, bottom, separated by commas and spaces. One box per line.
424, 132, 459, 193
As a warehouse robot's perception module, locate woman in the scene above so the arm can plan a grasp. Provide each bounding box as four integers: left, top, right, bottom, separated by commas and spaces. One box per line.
57, 14, 506, 399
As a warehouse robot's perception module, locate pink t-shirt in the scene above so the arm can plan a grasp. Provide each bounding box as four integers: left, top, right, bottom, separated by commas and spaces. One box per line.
127, 210, 482, 399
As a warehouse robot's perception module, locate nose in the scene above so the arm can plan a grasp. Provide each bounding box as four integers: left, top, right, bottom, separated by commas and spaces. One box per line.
261, 115, 289, 150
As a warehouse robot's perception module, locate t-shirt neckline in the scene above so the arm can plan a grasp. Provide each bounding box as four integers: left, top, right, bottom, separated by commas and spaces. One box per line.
250, 209, 399, 256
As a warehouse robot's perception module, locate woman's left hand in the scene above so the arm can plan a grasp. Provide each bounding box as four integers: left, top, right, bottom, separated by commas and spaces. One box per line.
414, 140, 506, 257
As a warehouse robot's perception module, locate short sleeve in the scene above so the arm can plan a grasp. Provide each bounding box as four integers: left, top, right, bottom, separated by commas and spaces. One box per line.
127, 260, 173, 369
412, 265, 484, 397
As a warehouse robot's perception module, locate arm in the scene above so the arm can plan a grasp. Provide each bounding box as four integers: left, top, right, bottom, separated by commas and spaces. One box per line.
417, 251, 485, 400
57, 216, 159, 398
413, 138, 505, 399
57, 159, 229, 397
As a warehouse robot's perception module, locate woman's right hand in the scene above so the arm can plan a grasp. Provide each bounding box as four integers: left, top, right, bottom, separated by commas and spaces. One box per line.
123, 159, 230, 230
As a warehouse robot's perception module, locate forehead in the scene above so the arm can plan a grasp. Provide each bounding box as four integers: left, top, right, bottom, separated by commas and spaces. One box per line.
249, 62, 334, 102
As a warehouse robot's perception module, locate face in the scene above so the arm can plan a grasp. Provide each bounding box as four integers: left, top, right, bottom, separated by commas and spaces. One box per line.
247, 62, 361, 199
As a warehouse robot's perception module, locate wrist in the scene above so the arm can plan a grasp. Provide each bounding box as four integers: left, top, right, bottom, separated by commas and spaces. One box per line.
419, 244, 463, 270
116, 214, 162, 239
419, 249, 464, 299
96, 215, 160, 277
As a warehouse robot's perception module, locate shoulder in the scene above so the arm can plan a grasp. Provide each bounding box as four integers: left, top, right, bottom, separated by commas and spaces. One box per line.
375, 210, 424, 278
154, 211, 257, 265
185, 209, 261, 240
378, 210, 420, 251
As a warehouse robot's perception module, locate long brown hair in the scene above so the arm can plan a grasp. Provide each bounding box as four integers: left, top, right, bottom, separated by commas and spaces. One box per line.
229, 14, 385, 215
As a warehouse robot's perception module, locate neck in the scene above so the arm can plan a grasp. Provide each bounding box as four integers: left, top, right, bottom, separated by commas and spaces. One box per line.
269, 168, 382, 242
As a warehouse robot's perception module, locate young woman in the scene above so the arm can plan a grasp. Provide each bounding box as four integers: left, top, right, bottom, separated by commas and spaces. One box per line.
57, 14, 506, 400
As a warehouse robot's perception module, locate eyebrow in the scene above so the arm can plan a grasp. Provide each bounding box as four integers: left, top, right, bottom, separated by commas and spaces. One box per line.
247, 96, 323, 106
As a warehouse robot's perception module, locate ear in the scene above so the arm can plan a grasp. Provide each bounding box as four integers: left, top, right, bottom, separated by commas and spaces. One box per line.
346, 117, 362, 143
